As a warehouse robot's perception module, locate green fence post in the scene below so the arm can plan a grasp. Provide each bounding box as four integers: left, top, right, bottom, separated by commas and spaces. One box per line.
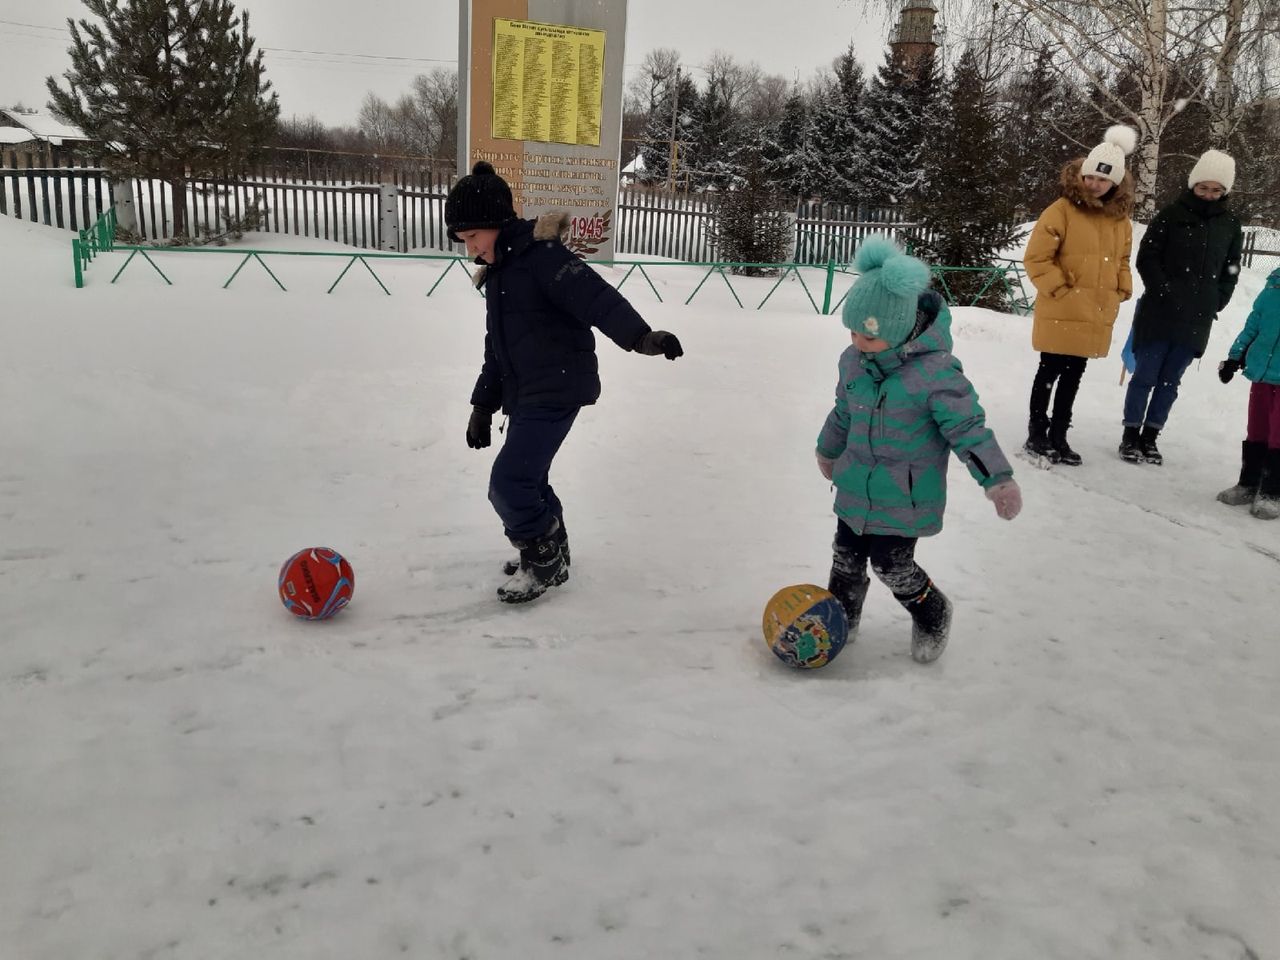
822, 258, 835, 314
72, 239, 83, 289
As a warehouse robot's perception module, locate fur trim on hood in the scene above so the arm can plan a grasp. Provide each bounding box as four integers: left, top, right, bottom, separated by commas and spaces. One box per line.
471, 211, 573, 287
533, 210, 572, 242
1060, 158, 1134, 220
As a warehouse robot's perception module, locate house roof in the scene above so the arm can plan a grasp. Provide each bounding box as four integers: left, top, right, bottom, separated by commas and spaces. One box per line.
0, 125, 34, 145
0, 109, 90, 144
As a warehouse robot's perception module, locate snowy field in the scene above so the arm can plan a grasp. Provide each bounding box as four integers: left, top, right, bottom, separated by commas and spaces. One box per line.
1, 214, 1277, 960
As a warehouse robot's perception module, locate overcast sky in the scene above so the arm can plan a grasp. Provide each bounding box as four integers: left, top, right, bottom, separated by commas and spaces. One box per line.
1, 0, 892, 127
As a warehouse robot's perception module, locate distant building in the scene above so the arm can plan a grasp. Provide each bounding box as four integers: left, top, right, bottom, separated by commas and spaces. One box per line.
0, 107, 92, 163
889, 0, 941, 79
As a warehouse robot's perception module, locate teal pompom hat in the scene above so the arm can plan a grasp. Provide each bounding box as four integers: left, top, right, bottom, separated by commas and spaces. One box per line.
841, 236, 933, 347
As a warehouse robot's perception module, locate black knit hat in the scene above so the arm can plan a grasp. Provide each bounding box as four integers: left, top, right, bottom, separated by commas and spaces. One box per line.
445, 161, 517, 242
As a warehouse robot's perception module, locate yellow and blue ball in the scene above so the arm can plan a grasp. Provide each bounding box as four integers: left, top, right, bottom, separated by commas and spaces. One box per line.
762, 584, 849, 669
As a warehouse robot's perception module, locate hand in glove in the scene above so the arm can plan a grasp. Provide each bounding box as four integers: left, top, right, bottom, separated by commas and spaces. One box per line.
816, 453, 835, 481
634, 330, 684, 360
466, 407, 493, 449
1218, 358, 1241, 384
985, 479, 1022, 521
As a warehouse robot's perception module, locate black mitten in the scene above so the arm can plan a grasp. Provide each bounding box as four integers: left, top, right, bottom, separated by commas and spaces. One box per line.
1218, 359, 1240, 384
466, 407, 493, 449
634, 330, 684, 360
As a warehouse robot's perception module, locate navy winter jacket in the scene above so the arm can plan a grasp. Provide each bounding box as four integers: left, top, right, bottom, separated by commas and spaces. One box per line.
469, 213, 651, 414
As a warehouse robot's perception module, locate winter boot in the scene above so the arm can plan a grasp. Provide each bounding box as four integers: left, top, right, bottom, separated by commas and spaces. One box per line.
1023, 416, 1060, 463
1217, 441, 1267, 506
1250, 448, 1280, 520
504, 519, 569, 576
497, 521, 568, 604
828, 545, 870, 642
1139, 425, 1163, 466
1048, 421, 1082, 466
1118, 425, 1143, 464
898, 579, 953, 664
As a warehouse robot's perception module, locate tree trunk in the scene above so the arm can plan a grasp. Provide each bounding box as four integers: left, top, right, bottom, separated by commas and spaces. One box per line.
169, 177, 188, 238
1208, 0, 1244, 146
1132, 0, 1168, 218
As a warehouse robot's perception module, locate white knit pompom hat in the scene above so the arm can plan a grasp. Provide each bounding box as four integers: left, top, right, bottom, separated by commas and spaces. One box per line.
1082, 125, 1137, 185
1187, 149, 1235, 193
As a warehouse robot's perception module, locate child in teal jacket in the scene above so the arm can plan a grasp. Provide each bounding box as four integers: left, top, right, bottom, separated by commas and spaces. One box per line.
1216, 267, 1280, 519
816, 238, 1021, 663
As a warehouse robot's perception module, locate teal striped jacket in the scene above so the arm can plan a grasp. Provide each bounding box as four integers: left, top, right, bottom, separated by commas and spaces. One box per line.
816, 301, 1013, 537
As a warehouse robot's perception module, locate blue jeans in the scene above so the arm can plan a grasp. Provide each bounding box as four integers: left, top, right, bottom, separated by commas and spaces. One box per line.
1123, 340, 1197, 429
488, 407, 579, 542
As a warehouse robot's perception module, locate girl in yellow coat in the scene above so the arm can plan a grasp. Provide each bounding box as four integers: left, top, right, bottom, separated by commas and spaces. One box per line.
1023, 126, 1136, 465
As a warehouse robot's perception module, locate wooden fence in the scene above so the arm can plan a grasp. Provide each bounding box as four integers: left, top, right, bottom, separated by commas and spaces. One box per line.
1242, 230, 1280, 269
0, 150, 110, 233
2, 149, 924, 262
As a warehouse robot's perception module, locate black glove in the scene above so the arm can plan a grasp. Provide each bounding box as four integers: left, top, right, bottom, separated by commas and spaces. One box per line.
633, 330, 684, 360
1218, 359, 1240, 384
466, 407, 492, 449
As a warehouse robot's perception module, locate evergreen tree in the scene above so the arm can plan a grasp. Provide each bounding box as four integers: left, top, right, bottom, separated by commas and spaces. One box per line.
915, 48, 1021, 307
1003, 46, 1079, 221
639, 69, 698, 188
685, 74, 741, 189
856, 48, 940, 211
1231, 97, 1280, 225
47, 0, 279, 238
807, 47, 866, 206
708, 144, 793, 276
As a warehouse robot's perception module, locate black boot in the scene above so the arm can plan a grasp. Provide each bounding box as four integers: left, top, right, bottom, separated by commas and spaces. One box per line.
497, 520, 568, 603
1251, 448, 1280, 520
504, 519, 569, 576
1217, 440, 1267, 506
898, 580, 953, 664
1049, 421, 1082, 466
1118, 425, 1142, 464
1023, 415, 1059, 462
1139, 425, 1162, 466
828, 545, 870, 642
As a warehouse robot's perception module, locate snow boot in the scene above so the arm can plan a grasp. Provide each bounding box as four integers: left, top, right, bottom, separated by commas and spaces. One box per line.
503, 519, 568, 576
1250, 448, 1280, 521
1023, 416, 1060, 463
1048, 421, 1082, 466
1139, 425, 1163, 466
1118, 425, 1143, 464
1217, 441, 1267, 506
828, 544, 870, 642
898, 579, 953, 664
497, 521, 568, 604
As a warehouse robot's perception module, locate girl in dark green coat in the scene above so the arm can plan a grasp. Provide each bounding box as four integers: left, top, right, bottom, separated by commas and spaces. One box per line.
1121, 149, 1243, 465
815, 239, 1021, 664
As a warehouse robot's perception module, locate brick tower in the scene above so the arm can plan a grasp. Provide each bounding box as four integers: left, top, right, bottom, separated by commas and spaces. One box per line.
889, 0, 941, 79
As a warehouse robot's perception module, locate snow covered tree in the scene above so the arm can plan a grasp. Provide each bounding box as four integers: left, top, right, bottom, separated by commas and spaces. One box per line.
915, 49, 1021, 307
855, 48, 940, 210
708, 145, 793, 276
807, 47, 866, 207
639, 66, 698, 188
1002, 46, 1080, 220
47, 0, 279, 238
761, 87, 824, 199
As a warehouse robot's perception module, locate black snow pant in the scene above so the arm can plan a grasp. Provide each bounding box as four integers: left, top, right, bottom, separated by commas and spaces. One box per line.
1029, 352, 1088, 433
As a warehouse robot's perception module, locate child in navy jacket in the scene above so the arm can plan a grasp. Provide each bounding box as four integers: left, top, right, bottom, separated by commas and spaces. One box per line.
446, 162, 683, 602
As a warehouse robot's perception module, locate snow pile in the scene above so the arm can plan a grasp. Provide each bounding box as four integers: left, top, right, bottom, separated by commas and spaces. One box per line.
1, 215, 1277, 959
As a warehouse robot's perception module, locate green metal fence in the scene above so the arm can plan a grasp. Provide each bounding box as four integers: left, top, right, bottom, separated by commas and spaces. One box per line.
70, 221, 1035, 316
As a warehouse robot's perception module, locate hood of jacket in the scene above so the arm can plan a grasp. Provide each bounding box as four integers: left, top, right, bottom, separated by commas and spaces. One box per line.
472, 211, 573, 287
861, 290, 951, 381
1060, 159, 1135, 220
1175, 187, 1232, 220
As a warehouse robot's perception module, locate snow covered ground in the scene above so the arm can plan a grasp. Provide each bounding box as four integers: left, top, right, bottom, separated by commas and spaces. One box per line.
1, 214, 1277, 960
